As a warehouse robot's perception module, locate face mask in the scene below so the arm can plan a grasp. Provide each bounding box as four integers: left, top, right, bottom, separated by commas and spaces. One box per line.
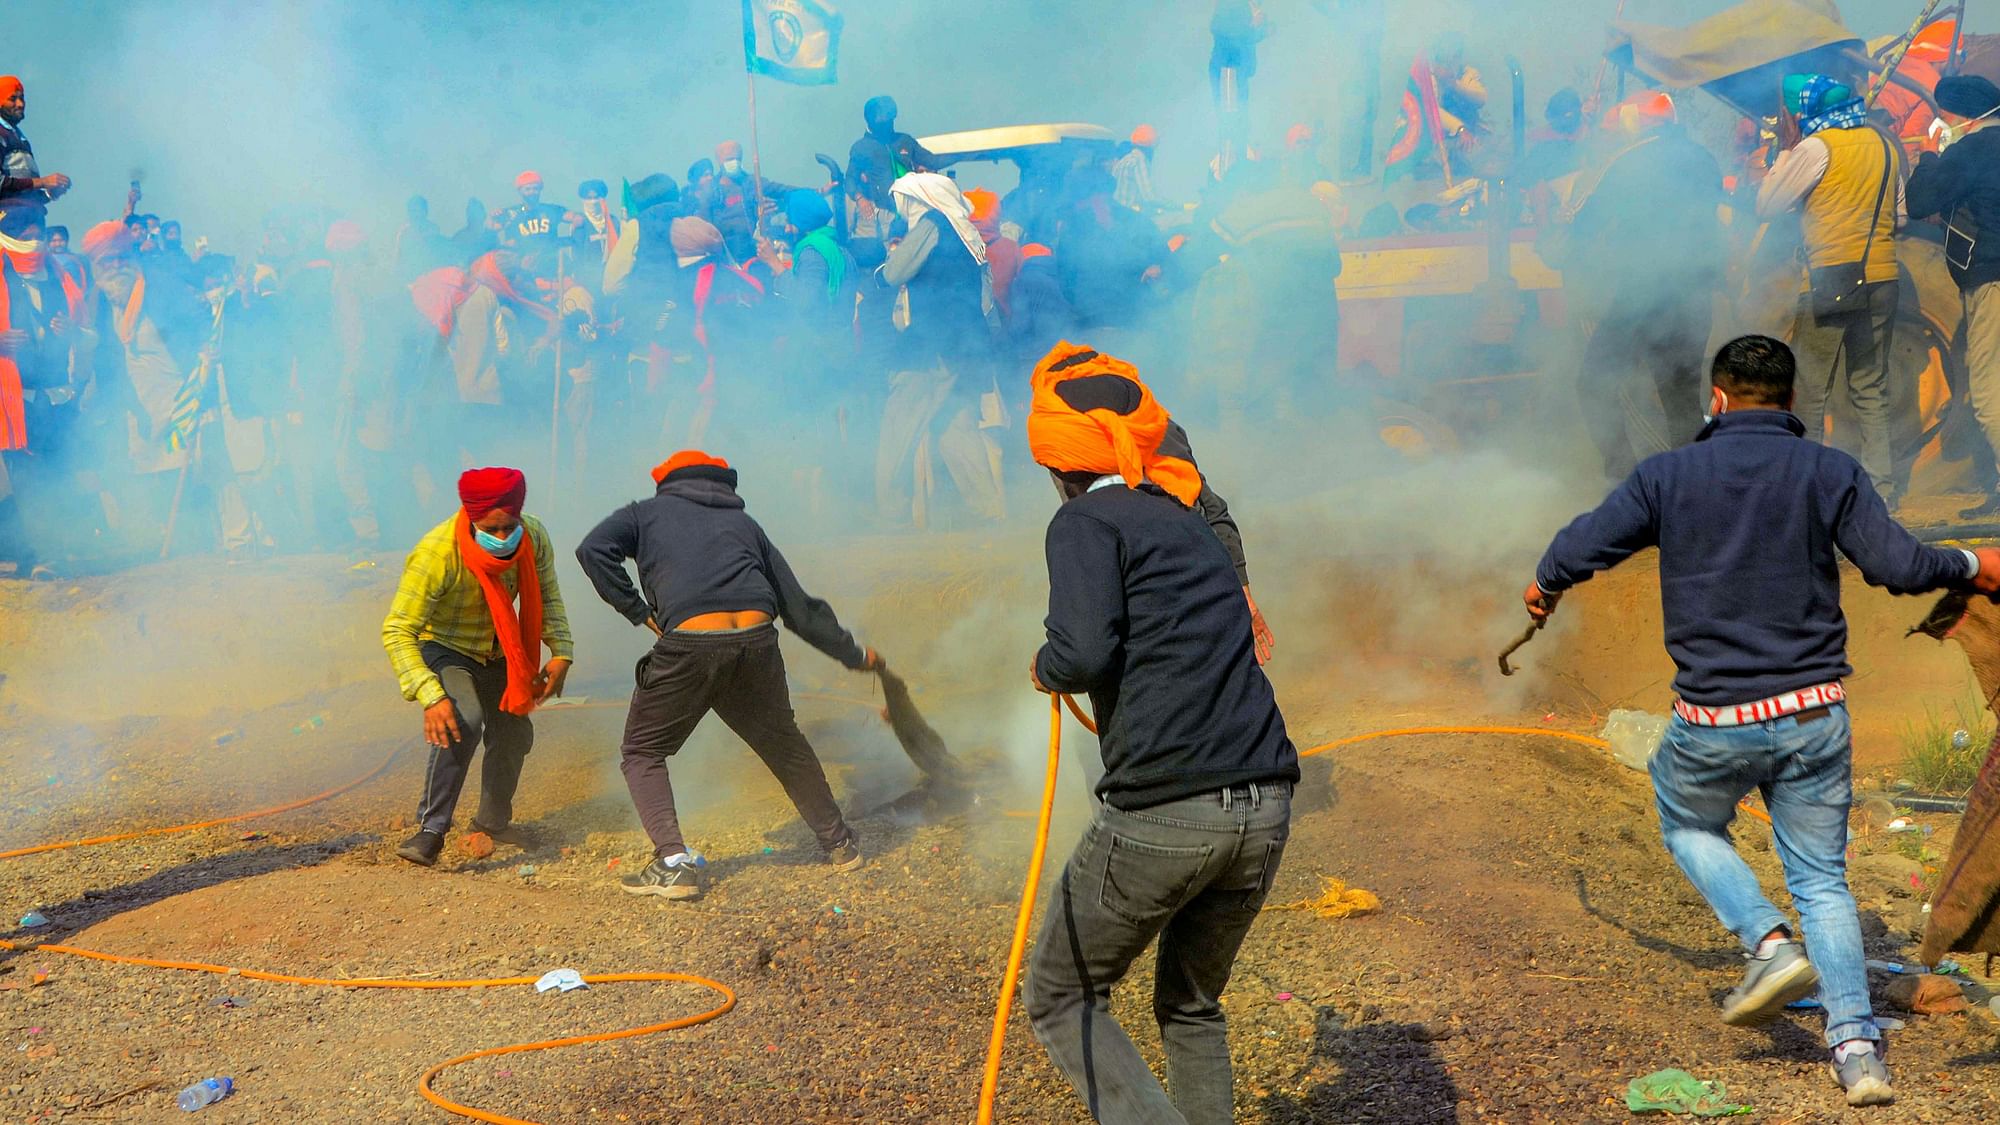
1936, 106, 2000, 152
475, 525, 523, 556
722, 159, 743, 176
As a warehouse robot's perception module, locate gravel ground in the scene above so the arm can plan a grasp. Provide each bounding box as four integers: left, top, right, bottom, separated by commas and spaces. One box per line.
2, 554, 1997, 1123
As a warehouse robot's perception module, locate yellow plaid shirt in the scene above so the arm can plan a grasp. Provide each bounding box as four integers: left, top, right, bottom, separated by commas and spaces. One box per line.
381, 514, 574, 707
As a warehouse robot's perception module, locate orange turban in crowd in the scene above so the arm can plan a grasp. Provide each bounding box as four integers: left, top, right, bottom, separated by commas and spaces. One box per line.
1130, 123, 1158, 147
1020, 242, 1053, 260
324, 220, 365, 254
715, 140, 744, 163
1604, 91, 1676, 133
651, 449, 731, 484
458, 466, 526, 519
515, 170, 543, 190
79, 220, 130, 261
1026, 341, 1201, 506
0, 77, 21, 102
963, 188, 1001, 241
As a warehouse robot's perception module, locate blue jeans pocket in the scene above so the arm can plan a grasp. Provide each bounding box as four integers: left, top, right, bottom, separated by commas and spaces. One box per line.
1100, 834, 1212, 926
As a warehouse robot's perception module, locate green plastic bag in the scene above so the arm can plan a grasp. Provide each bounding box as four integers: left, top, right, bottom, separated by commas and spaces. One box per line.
1624, 1069, 1752, 1116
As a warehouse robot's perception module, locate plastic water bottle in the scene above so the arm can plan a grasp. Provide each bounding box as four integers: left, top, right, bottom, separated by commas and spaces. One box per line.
1600, 710, 1667, 771
177, 1077, 233, 1111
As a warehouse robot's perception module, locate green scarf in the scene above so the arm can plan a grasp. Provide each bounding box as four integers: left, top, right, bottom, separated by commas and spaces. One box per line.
795, 227, 847, 299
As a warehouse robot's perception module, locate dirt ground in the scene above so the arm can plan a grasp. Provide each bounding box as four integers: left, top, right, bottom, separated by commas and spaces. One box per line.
2, 537, 1998, 1124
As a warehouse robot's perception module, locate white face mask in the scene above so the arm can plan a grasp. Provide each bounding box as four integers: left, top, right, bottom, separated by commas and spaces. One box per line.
722, 159, 743, 176
1935, 106, 2000, 152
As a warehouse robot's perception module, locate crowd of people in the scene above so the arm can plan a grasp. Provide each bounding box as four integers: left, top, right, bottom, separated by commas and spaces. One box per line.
13, 4, 2000, 1118
0, 73, 1352, 580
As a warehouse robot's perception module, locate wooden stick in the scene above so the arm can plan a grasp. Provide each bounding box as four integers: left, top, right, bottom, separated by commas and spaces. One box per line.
159, 442, 192, 559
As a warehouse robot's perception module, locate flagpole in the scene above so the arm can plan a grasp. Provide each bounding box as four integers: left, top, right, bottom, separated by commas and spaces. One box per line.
747, 70, 767, 251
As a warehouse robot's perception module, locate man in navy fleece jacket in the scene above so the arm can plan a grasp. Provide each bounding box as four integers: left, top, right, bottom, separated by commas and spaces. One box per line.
1527, 334, 2000, 1109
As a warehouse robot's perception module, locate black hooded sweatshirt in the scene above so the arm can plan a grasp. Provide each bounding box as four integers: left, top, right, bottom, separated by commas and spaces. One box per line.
574, 466, 867, 668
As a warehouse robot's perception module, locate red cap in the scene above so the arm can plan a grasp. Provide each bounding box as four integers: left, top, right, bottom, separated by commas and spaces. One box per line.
515, 170, 543, 190
651, 450, 731, 484
458, 467, 527, 519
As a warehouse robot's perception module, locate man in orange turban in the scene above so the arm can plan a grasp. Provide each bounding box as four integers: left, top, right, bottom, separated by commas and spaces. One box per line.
382, 466, 574, 867
497, 169, 569, 264
1028, 341, 1273, 659
574, 452, 881, 900
0, 77, 70, 226
1022, 339, 1299, 1125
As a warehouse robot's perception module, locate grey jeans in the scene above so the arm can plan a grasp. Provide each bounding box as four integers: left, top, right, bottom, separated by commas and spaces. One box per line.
415, 642, 534, 835
1791, 281, 1900, 497
1025, 781, 1291, 1125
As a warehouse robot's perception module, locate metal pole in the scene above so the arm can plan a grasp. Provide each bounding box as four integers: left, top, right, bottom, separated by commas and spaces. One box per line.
747, 71, 767, 254
550, 246, 566, 497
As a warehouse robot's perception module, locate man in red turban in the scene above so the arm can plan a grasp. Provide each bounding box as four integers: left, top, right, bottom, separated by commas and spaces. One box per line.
1021, 341, 1298, 1124
382, 466, 575, 867
574, 451, 882, 900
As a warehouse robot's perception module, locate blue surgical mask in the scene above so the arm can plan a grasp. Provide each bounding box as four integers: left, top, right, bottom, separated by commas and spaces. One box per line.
475, 525, 524, 556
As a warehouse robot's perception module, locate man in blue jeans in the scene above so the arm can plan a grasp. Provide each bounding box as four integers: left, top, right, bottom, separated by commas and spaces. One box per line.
1022, 344, 1298, 1124
1527, 334, 2000, 1108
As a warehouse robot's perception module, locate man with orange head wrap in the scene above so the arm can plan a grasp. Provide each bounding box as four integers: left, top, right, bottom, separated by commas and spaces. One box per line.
1021, 342, 1297, 1125
0, 76, 70, 227
575, 451, 880, 900
1564, 87, 1724, 481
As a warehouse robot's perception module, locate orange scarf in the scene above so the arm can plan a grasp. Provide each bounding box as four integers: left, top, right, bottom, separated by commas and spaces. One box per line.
114, 272, 147, 347
454, 511, 544, 716
1026, 341, 1202, 506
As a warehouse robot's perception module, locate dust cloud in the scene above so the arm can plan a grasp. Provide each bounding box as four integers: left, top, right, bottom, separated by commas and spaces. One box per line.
0, 0, 1937, 830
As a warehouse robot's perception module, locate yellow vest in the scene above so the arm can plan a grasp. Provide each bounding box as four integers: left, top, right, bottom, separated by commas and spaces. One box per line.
1802, 126, 1900, 283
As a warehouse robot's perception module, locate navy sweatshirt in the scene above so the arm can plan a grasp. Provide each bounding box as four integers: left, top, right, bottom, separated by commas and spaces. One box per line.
1036, 480, 1297, 809
1536, 410, 1973, 706
575, 467, 867, 669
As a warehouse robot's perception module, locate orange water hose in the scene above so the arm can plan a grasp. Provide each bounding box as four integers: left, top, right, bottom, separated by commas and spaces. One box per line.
973, 695, 1063, 1125
968, 713, 1777, 1118
0, 742, 406, 861
0, 935, 736, 1125
1062, 711, 1775, 825
0, 736, 738, 1123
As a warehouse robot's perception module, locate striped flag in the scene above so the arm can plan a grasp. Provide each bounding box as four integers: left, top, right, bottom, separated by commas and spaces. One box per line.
166, 300, 225, 454
742, 0, 842, 86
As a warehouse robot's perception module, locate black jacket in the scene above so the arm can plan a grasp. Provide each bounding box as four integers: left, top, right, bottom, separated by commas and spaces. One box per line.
1159, 421, 1249, 584
1908, 129, 2000, 292
1036, 481, 1296, 809
1568, 126, 1725, 311
846, 130, 938, 209
575, 466, 867, 669
1537, 410, 1974, 706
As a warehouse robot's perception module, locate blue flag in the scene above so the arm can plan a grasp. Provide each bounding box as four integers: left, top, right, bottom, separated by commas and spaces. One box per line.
742, 0, 842, 86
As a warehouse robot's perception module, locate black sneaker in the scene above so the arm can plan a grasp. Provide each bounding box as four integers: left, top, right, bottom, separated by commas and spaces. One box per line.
827, 838, 864, 872
396, 829, 444, 867
469, 820, 532, 848
622, 855, 705, 900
